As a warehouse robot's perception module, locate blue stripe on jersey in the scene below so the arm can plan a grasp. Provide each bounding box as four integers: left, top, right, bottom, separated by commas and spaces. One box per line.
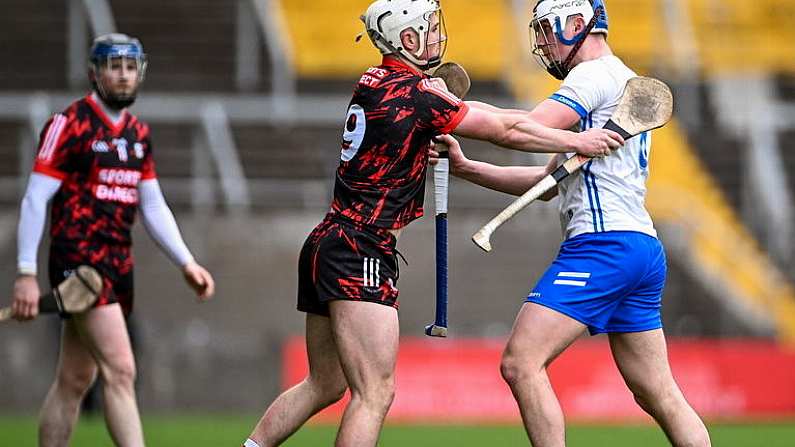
586, 161, 606, 232
588, 112, 605, 231
580, 116, 598, 232
639, 131, 649, 170
550, 94, 588, 119
580, 113, 602, 232
583, 163, 599, 232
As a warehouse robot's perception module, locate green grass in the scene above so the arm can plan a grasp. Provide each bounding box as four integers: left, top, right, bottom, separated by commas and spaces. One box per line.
1, 415, 793, 446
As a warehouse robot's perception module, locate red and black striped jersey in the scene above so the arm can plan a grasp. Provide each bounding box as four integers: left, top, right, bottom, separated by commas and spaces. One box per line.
331, 57, 469, 229
33, 94, 156, 252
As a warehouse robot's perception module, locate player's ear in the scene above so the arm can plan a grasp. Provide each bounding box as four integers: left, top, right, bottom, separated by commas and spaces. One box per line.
400, 29, 419, 52
572, 16, 585, 34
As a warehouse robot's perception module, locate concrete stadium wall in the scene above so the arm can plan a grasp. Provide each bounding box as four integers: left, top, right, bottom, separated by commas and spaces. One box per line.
0, 200, 563, 413
0, 198, 762, 413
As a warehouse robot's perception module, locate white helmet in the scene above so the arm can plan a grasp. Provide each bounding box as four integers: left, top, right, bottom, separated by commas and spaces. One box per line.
361, 0, 447, 70
530, 0, 609, 79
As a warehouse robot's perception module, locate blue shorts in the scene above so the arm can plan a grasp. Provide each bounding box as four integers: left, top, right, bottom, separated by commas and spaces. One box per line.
526, 231, 666, 335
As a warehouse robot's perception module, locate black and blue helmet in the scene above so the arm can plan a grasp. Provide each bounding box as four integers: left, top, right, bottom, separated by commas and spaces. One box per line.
89, 33, 147, 109
530, 0, 609, 80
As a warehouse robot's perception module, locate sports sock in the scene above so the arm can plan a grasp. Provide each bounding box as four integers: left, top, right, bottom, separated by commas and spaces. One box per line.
243, 439, 261, 447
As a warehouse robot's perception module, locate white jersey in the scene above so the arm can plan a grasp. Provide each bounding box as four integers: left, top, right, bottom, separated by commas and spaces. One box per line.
550, 55, 657, 240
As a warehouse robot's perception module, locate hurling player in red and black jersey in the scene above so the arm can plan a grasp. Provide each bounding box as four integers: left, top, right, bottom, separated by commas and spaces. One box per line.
243, 2, 623, 446
11, 34, 215, 447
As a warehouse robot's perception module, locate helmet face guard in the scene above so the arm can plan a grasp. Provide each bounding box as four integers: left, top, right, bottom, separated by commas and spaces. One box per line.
89, 34, 147, 109
362, 0, 447, 71
529, 0, 607, 80
416, 9, 447, 70
530, 16, 568, 80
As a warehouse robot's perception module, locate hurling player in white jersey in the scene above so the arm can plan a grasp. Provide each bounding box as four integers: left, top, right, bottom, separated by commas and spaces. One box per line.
431, 0, 710, 445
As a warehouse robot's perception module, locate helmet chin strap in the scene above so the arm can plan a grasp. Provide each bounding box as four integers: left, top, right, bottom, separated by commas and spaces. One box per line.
547, 6, 602, 80
90, 66, 138, 111
92, 79, 137, 110
411, 47, 442, 71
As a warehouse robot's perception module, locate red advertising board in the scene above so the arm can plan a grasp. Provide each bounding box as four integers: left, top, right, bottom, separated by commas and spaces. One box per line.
283, 337, 795, 423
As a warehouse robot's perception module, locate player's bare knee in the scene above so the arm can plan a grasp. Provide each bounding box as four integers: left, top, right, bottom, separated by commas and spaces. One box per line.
352, 376, 395, 413
324, 385, 348, 407
100, 357, 137, 389
56, 367, 97, 397
309, 377, 348, 406
500, 351, 540, 388
366, 385, 395, 414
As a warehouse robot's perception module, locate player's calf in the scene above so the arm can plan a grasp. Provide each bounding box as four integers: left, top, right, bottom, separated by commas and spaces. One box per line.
631, 386, 711, 447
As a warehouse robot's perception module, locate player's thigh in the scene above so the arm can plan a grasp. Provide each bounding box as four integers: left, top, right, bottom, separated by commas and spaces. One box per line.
73, 303, 136, 379
603, 235, 666, 334
305, 313, 346, 388
328, 300, 398, 390
55, 319, 99, 386
504, 302, 586, 367
608, 329, 677, 396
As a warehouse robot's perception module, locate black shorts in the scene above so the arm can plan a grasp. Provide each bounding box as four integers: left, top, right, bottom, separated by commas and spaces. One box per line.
49, 253, 134, 316
297, 214, 400, 316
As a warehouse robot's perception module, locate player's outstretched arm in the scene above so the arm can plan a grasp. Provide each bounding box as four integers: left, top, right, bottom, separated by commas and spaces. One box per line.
466, 101, 528, 115
138, 179, 215, 301
430, 135, 558, 199
453, 106, 623, 157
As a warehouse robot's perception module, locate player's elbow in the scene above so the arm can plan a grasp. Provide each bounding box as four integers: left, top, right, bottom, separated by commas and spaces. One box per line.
495, 128, 523, 150
20, 192, 45, 215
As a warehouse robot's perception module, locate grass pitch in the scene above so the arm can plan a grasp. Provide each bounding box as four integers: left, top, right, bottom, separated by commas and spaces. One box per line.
0, 415, 793, 446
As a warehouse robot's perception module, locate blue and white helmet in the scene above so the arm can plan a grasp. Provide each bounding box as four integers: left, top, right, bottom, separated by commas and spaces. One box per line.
530, 0, 608, 79
89, 33, 147, 108
361, 0, 447, 70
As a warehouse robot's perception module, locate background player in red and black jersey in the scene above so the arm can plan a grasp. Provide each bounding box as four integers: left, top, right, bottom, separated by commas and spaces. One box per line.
11, 34, 215, 447
243, 2, 623, 446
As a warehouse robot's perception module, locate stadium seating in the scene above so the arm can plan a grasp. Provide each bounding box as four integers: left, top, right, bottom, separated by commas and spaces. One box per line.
648, 121, 795, 345
600, 0, 663, 75
279, 0, 507, 79
110, 0, 240, 92
0, 0, 68, 90
687, 0, 795, 75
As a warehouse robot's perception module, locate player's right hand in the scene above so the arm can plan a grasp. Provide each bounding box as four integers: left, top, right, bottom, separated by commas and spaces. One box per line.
12, 275, 40, 321
429, 134, 469, 176
182, 261, 216, 302
574, 129, 625, 158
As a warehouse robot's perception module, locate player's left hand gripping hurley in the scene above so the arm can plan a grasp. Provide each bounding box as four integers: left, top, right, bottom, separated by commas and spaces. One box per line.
426, 146, 449, 337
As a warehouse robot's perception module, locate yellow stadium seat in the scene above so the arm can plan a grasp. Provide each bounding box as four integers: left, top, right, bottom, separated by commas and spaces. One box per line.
687, 0, 795, 75
648, 120, 795, 345
279, 0, 508, 79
